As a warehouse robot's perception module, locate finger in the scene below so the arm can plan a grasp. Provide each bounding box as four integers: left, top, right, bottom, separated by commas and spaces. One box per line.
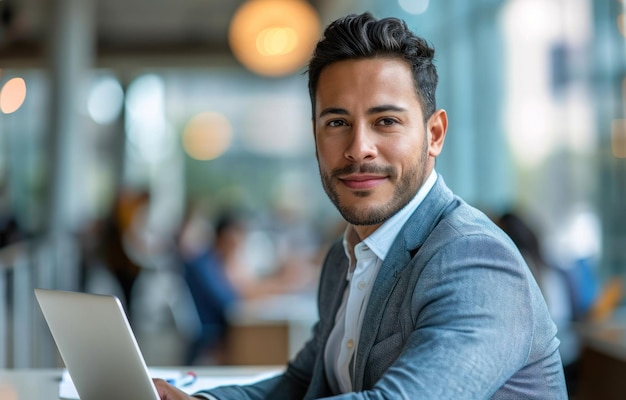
153, 378, 191, 400
153, 379, 175, 399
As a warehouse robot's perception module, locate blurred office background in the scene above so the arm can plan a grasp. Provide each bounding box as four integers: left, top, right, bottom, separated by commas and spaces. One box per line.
1, 0, 626, 398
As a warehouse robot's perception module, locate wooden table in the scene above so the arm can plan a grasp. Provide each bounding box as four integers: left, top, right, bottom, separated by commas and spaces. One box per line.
577, 313, 626, 400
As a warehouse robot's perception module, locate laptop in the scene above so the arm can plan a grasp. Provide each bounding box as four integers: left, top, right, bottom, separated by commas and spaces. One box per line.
34, 288, 160, 400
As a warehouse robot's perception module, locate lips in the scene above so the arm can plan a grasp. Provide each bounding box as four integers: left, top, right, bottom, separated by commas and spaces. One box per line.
339, 174, 387, 190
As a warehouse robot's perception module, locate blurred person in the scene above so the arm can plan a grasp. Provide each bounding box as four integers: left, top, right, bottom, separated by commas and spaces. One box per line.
0, 186, 26, 248
496, 211, 580, 396
180, 209, 309, 365
251, 199, 325, 288
0, 213, 24, 247
155, 12, 567, 399
88, 189, 149, 317
494, 212, 546, 286
545, 208, 602, 322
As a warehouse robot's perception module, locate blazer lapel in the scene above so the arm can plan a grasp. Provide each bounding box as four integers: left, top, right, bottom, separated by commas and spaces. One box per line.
352, 175, 455, 390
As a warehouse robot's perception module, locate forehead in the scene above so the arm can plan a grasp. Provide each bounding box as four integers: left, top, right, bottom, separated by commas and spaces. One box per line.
315, 57, 420, 112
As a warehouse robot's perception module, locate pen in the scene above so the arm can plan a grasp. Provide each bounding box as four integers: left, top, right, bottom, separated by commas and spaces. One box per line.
167, 371, 197, 387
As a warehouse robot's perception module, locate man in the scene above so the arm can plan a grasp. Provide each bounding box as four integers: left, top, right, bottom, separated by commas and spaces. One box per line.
155, 12, 568, 399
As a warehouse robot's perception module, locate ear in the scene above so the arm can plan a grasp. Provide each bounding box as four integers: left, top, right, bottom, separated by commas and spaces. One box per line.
427, 109, 447, 157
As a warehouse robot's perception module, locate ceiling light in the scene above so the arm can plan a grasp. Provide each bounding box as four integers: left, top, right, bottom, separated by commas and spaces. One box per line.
0, 77, 27, 114
229, 0, 320, 77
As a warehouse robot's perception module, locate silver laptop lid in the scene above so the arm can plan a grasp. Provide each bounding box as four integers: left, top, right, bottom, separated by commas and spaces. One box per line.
35, 288, 160, 400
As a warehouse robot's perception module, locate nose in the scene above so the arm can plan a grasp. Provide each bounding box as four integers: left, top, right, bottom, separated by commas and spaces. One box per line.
344, 123, 377, 162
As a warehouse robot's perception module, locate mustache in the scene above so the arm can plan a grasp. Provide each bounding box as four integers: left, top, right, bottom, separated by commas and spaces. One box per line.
331, 163, 396, 178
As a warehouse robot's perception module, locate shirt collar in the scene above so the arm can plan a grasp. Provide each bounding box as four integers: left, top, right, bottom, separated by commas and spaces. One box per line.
343, 169, 438, 262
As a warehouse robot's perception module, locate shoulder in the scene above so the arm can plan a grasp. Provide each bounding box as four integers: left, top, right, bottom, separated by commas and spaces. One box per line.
402, 197, 538, 312
400, 175, 514, 257
419, 197, 518, 261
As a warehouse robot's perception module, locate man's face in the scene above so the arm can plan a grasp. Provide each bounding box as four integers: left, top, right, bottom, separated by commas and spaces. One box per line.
314, 57, 442, 238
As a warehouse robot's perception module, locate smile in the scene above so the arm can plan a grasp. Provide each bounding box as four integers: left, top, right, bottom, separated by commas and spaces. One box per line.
339, 174, 387, 190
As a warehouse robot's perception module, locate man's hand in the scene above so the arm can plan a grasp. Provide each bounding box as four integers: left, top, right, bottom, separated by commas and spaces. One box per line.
153, 379, 198, 400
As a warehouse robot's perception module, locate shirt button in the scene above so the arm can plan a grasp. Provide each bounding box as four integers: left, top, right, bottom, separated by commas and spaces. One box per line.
347, 339, 354, 349
358, 281, 366, 290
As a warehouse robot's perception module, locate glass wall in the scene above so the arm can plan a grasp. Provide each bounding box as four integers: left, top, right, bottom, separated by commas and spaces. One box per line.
1, 0, 625, 371
368, 0, 622, 285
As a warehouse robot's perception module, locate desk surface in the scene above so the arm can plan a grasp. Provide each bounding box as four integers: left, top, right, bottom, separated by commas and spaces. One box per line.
0, 366, 281, 400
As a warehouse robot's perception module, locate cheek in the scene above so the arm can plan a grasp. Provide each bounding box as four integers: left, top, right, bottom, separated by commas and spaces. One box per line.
381, 139, 421, 165
317, 158, 335, 177
316, 140, 341, 164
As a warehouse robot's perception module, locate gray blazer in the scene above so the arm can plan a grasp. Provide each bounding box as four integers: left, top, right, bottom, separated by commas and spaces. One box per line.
199, 176, 568, 399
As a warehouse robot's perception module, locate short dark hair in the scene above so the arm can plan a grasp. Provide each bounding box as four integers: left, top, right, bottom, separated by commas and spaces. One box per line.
307, 12, 438, 120
214, 210, 245, 239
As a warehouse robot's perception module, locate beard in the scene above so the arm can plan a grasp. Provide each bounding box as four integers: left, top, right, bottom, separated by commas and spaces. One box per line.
319, 141, 429, 226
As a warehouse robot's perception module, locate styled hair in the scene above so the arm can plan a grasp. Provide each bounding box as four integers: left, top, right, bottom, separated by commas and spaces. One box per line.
307, 12, 438, 120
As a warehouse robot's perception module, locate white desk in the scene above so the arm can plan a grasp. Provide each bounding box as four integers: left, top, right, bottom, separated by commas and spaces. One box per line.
0, 366, 281, 400
0, 368, 61, 400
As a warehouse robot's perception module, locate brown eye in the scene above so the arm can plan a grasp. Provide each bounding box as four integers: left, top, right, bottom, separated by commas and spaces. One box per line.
327, 119, 347, 127
377, 118, 398, 126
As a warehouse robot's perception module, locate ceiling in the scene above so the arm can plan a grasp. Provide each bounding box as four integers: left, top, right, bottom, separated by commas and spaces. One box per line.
0, 0, 372, 69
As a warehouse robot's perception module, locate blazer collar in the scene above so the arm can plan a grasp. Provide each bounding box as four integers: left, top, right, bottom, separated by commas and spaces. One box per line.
398, 174, 456, 256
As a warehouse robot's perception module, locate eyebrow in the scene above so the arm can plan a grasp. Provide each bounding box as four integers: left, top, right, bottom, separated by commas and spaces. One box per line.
368, 104, 407, 114
318, 104, 407, 119
318, 107, 348, 119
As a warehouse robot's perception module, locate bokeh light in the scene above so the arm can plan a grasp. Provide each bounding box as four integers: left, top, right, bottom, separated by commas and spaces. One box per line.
398, 0, 430, 15
88, 75, 124, 125
229, 0, 320, 77
256, 27, 298, 56
182, 111, 233, 160
125, 74, 173, 163
0, 77, 27, 114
